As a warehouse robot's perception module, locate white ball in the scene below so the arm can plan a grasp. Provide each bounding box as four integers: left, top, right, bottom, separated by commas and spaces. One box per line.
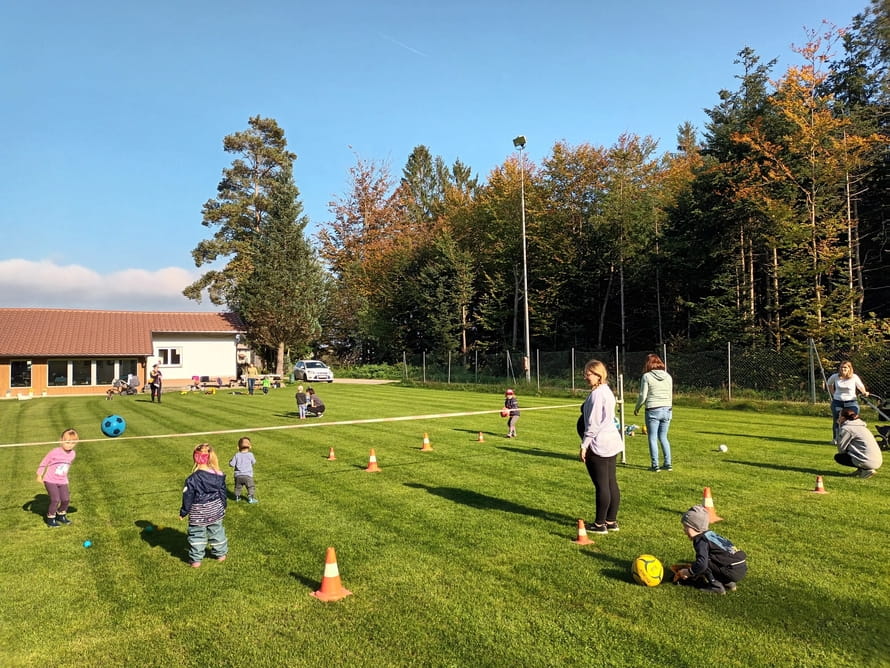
718, 444, 728, 452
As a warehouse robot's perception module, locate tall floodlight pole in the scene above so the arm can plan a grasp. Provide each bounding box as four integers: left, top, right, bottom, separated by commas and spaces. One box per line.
513, 135, 531, 383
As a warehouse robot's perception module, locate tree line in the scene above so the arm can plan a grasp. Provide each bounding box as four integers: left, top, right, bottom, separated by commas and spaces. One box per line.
185, 3, 890, 374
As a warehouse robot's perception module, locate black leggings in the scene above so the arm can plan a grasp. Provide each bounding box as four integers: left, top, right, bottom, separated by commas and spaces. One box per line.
584, 451, 620, 524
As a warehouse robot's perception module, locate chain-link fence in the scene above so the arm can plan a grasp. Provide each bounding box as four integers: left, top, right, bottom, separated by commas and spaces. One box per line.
396, 340, 890, 403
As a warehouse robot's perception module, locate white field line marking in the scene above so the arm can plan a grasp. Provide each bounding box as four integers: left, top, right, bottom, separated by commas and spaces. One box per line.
0, 404, 580, 449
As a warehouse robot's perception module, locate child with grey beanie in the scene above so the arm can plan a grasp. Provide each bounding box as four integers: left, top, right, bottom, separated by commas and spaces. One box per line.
673, 505, 747, 594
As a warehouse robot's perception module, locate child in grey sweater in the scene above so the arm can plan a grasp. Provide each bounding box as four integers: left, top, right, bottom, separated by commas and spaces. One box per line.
229, 437, 258, 503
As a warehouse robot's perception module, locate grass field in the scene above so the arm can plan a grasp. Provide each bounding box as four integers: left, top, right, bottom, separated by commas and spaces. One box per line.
1, 383, 888, 667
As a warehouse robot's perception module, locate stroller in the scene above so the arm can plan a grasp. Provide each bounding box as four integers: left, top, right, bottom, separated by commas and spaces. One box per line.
860, 394, 890, 451
107, 374, 140, 399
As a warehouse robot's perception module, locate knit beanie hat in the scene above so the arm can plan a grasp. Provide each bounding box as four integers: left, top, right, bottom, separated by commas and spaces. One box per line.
681, 505, 710, 533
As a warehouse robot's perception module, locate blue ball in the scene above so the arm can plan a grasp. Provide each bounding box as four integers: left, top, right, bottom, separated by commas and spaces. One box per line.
101, 414, 127, 437
83, 540, 92, 548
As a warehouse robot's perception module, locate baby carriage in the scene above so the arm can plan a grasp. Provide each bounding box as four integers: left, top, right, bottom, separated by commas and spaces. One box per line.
107, 374, 140, 399
861, 394, 890, 451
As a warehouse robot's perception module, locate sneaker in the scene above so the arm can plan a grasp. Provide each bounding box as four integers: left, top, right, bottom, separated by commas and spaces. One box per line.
703, 581, 726, 594
56, 514, 72, 525
650, 466, 660, 472
190, 561, 202, 568
247, 497, 259, 504
605, 521, 620, 532
663, 465, 673, 472
585, 522, 609, 535
45, 517, 60, 528
858, 468, 876, 479
724, 581, 737, 592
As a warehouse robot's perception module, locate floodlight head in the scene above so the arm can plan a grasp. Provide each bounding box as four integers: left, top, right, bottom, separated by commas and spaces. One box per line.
513, 135, 526, 149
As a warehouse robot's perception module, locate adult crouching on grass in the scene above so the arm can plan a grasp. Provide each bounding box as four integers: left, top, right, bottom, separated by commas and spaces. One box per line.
834, 407, 882, 479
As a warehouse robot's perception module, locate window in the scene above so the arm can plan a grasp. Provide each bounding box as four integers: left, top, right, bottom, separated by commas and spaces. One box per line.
96, 359, 116, 385
119, 359, 138, 378
11, 360, 31, 388
48, 360, 69, 386
157, 348, 182, 366
72, 360, 91, 385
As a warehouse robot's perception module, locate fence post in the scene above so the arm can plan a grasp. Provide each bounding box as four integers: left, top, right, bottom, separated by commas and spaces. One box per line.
808, 338, 816, 404
475, 349, 478, 384
571, 348, 575, 394
662, 342, 668, 371
403, 351, 408, 379
617, 373, 627, 465
423, 351, 426, 384
536, 349, 540, 392
447, 351, 451, 384
727, 342, 732, 401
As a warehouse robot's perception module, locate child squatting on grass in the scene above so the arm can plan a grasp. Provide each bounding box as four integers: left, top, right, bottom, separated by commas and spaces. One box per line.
229, 437, 258, 503
36, 428, 79, 527
179, 443, 229, 568
673, 505, 747, 594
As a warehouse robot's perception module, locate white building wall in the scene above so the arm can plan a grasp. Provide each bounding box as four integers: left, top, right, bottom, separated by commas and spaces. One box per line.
152, 334, 240, 384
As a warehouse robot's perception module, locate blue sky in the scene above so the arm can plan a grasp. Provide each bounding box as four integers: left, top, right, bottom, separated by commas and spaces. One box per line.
1, 0, 866, 311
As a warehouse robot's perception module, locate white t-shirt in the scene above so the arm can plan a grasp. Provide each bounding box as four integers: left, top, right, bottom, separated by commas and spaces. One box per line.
827, 373, 865, 401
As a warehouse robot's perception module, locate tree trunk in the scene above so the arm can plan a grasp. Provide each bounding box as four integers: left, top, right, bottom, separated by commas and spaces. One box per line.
276, 341, 286, 376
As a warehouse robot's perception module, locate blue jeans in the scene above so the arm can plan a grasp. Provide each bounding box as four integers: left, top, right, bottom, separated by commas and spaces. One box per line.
187, 521, 228, 563
831, 399, 860, 440
645, 406, 672, 468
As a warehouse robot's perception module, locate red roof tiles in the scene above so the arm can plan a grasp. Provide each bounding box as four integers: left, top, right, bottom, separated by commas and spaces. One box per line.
0, 309, 245, 356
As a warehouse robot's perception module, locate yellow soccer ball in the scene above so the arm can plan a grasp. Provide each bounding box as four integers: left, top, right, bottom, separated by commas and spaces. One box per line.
631, 554, 664, 587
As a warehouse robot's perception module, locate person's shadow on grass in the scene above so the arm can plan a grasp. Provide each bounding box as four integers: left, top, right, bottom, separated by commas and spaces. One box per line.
497, 445, 577, 461
23, 494, 79, 521
404, 482, 572, 525
135, 520, 190, 563
723, 459, 850, 477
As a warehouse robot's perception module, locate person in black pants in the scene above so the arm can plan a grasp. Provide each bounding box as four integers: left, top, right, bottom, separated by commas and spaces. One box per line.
577, 359, 623, 534
149, 364, 163, 403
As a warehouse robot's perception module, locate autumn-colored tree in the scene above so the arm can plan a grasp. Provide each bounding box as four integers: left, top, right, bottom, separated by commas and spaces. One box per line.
732, 26, 885, 347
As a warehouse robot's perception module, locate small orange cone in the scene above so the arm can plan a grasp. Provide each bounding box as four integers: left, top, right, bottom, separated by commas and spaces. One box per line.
420, 433, 433, 452
365, 449, 381, 472
812, 475, 827, 494
702, 487, 724, 523
572, 519, 593, 545
310, 547, 353, 601
326, 447, 337, 461
476, 432, 485, 443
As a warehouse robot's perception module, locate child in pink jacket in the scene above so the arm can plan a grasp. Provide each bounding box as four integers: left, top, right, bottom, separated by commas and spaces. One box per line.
36, 428, 79, 527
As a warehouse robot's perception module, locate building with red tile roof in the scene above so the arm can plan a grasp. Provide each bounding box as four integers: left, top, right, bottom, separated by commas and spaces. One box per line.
0, 309, 246, 397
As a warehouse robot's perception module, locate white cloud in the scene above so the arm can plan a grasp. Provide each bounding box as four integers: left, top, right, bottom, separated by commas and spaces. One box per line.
0, 259, 219, 311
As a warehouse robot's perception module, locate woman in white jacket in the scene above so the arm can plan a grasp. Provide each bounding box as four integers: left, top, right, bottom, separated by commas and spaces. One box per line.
835, 407, 882, 478
634, 353, 673, 472
578, 359, 623, 534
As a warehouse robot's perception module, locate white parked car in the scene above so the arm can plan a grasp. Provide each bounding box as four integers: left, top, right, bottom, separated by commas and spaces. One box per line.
293, 360, 334, 383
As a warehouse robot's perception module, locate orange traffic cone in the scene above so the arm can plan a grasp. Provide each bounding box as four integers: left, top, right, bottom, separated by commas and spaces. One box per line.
476, 432, 485, 442
365, 449, 381, 472
420, 433, 433, 452
310, 547, 353, 601
572, 519, 593, 545
702, 487, 724, 523
326, 447, 337, 461
812, 475, 827, 494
